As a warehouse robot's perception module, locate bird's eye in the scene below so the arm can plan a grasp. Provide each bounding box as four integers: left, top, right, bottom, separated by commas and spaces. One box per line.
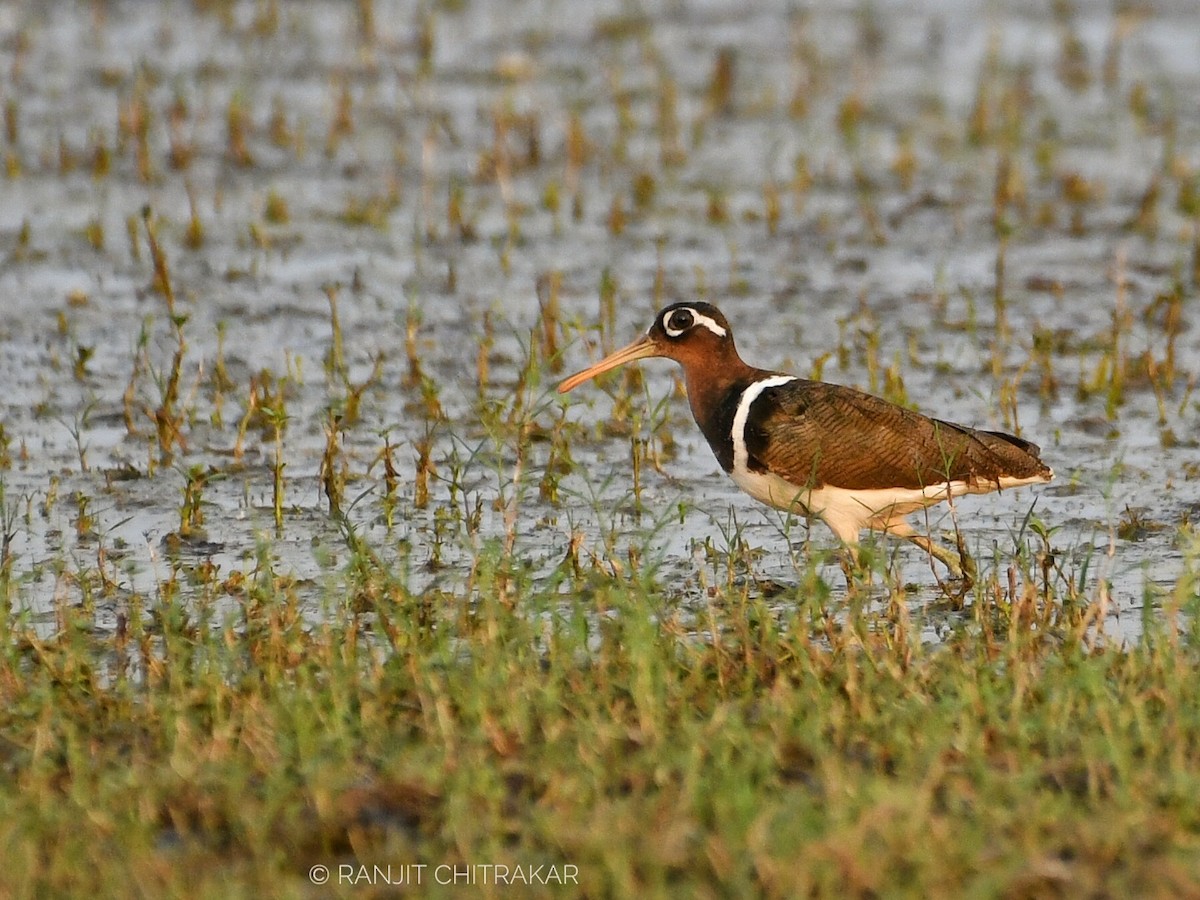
664, 309, 694, 337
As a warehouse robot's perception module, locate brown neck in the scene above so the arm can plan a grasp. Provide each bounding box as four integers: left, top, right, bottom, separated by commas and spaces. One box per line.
678, 350, 767, 471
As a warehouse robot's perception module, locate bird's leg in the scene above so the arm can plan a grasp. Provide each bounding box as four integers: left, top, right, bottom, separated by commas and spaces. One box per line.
883, 518, 975, 586
838, 545, 859, 589
955, 539, 977, 585
835, 540, 878, 592
904, 534, 976, 586
824, 520, 876, 591
905, 534, 959, 576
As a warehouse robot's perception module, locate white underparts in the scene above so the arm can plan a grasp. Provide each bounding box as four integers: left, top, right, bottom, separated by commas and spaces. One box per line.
730, 468, 1046, 545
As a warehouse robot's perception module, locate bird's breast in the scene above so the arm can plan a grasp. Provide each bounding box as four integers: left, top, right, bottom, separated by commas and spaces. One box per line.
688, 374, 800, 476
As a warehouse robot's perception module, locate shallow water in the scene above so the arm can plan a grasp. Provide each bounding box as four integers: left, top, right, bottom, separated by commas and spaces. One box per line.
2, 0, 1199, 643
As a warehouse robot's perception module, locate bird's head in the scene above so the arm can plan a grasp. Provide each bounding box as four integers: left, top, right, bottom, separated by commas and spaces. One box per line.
558, 302, 737, 393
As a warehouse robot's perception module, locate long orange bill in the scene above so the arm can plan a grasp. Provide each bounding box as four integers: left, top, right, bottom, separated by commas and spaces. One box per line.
558, 335, 660, 393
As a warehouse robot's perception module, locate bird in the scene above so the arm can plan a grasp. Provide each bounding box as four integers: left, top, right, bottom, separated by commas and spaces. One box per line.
558, 302, 1053, 583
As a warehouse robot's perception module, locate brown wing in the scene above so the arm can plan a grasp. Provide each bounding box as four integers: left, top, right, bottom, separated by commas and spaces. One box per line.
744, 379, 1050, 491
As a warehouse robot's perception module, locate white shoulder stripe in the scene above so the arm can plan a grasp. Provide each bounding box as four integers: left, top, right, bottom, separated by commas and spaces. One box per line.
731, 375, 797, 474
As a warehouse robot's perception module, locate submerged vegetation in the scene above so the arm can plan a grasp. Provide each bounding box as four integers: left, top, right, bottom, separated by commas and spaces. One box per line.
1, 0, 1199, 895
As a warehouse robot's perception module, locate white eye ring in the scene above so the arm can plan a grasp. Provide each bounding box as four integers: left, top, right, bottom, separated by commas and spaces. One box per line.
663, 309, 694, 337
661, 307, 727, 339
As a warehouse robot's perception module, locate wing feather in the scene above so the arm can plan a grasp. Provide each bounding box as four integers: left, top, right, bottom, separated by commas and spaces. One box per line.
744, 379, 1049, 491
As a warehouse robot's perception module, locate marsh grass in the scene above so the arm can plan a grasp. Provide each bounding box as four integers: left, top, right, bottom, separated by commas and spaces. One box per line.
2, 523, 1200, 897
